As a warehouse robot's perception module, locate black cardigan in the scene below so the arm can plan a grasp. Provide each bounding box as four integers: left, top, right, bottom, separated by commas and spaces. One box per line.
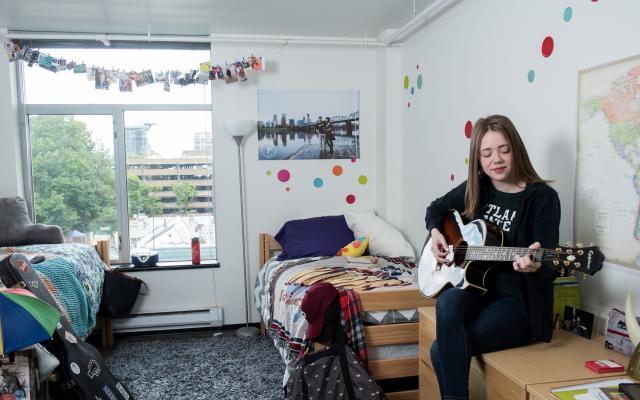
424, 178, 561, 343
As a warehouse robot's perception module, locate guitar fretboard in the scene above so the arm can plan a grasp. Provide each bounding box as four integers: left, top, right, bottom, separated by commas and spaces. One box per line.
465, 247, 546, 262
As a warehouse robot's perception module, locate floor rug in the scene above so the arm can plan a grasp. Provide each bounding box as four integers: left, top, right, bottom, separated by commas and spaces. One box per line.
105, 333, 285, 400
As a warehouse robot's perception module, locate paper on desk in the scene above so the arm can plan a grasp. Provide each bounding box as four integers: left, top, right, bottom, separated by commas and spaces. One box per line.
551, 378, 633, 400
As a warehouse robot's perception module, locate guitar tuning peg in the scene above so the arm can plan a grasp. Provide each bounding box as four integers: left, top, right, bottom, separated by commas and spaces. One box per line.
555, 247, 562, 253
574, 262, 581, 269
553, 260, 560, 266
576, 242, 583, 248
577, 249, 584, 256
563, 260, 571, 267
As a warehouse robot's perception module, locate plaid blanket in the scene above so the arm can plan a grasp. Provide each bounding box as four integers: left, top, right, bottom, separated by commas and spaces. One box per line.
254, 255, 414, 385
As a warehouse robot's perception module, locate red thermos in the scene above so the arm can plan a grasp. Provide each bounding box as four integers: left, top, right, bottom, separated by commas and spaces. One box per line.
191, 237, 201, 265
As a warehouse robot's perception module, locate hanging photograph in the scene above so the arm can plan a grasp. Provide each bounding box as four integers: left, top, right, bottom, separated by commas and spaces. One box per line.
257, 89, 360, 160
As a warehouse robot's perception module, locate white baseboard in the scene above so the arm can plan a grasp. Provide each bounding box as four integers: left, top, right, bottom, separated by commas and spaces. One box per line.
112, 307, 223, 333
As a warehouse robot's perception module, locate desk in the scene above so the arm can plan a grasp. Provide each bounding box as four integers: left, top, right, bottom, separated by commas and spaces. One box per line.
419, 307, 631, 400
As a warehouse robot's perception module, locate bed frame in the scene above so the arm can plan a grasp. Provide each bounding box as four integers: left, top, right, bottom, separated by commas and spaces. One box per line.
259, 233, 435, 400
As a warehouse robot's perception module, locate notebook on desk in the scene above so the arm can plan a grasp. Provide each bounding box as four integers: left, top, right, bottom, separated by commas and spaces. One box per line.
550, 378, 634, 400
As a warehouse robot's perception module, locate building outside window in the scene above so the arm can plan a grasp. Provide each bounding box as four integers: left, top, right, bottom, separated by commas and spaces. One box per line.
20, 44, 214, 263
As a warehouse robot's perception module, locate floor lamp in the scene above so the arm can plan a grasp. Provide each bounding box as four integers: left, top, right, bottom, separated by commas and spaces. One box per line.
223, 120, 259, 338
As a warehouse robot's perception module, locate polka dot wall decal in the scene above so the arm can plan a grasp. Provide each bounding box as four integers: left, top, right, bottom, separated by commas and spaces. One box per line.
351, 158, 357, 163
411, 87, 415, 95
277, 169, 290, 182
286, 187, 290, 192
332, 165, 343, 176
541, 36, 554, 58
346, 194, 356, 204
417, 74, 423, 89
416, 64, 419, 69
527, 69, 535, 83
358, 175, 368, 185
313, 178, 323, 188
464, 157, 469, 165
266, 170, 272, 176
408, 102, 411, 108
563, 7, 573, 22
464, 121, 473, 139
403, 76, 409, 89
450, 174, 455, 181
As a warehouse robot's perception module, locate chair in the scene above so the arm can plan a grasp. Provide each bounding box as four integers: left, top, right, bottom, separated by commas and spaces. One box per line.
0, 196, 64, 246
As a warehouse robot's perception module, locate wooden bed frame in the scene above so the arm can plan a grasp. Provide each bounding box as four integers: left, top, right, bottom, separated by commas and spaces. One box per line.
259, 233, 435, 400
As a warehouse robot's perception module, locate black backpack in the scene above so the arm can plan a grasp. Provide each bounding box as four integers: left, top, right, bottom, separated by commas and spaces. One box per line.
0, 253, 135, 400
285, 299, 386, 400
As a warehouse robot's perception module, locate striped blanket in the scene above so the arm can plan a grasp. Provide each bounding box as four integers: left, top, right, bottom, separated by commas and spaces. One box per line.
254, 255, 415, 385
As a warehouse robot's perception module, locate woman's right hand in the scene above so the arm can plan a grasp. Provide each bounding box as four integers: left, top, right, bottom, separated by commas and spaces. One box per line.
430, 228, 450, 264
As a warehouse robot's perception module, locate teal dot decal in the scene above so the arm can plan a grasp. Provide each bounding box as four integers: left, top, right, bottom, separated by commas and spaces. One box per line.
403, 76, 409, 89
527, 70, 535, 83
417, 74, 423, 89
563, 7, 573, 22
411, 87, 415, 95
313, 178, 323, 188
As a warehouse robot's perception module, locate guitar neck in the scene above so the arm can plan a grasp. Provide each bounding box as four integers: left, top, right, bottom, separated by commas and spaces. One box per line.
465, 246, 548, 262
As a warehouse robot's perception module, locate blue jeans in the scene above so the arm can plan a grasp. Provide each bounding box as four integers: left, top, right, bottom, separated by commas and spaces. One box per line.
429, 288, 532, 400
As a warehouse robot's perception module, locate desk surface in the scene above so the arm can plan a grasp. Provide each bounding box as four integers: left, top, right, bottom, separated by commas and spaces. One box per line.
419, 307, 630, 387
527, 375, 638, 400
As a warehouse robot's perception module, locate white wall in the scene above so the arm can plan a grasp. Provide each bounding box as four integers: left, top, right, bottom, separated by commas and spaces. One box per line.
211, 43, 382, 323
400, 0, 640, 323
0, 27, 24, 197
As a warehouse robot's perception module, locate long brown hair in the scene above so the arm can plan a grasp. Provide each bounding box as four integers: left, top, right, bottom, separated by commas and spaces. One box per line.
463, 115, 548, 217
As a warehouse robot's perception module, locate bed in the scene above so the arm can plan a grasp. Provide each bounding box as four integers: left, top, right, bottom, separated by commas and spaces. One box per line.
257, 232, 435, 400
0, 242, 107, 340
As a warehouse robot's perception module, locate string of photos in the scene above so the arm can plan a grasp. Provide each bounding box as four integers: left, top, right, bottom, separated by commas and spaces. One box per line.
2, 39, 264, 92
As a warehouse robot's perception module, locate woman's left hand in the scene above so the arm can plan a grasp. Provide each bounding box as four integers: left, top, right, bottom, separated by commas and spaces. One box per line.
513, 242, 541, 273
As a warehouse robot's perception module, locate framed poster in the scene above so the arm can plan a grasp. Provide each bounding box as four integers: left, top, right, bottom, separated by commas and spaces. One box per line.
257, 89, 360, 160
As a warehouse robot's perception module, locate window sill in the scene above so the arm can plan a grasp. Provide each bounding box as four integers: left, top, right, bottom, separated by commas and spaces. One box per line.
112, 260, 220, 272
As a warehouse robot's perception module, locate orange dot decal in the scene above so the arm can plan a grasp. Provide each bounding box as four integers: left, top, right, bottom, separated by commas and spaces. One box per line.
346, 194, 356, 204
332, 166, 343, 176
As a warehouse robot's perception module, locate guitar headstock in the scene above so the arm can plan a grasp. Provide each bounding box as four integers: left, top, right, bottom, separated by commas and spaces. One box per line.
546, 243, 605, 278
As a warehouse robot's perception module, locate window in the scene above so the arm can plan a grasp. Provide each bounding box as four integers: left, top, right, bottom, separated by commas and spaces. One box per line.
21, 44, 214, 263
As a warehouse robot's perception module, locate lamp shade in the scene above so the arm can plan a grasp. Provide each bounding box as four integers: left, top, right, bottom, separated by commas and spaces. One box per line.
223, 120, 256, 138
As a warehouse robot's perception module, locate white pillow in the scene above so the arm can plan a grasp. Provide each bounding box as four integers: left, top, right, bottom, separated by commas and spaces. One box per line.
344, 211, 415, 260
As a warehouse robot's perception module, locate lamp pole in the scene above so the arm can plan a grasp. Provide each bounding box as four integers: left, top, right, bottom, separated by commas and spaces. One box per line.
233, 135, 259, 337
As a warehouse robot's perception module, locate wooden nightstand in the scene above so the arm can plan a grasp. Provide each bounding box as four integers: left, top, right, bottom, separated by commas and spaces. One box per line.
419, 306, 631, 400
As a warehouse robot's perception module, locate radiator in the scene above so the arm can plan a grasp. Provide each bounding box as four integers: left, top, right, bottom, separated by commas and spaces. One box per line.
111, 307, 223, 333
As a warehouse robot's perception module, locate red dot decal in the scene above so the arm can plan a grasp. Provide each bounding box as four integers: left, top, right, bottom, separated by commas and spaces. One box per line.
346, 194, 356, 204
541, 36, 554, 58
351, 158, 357, 163
408, 102, 411, 108
464, 121, 473, 139
450, 174, 455, 181
416, 64, 419, 69
286, 187, 290, 192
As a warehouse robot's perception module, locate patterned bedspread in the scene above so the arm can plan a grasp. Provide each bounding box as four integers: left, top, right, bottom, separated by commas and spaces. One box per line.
0, 243, 104, 339
254, 255, 415, 384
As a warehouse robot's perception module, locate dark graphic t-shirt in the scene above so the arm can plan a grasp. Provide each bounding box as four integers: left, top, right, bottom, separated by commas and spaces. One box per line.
481, 185, 525, 300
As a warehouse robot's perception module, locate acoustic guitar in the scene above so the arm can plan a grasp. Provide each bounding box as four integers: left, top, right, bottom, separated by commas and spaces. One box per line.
417, 210, 605, 298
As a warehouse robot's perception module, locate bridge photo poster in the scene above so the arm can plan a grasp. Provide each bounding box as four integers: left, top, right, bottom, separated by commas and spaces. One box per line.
257, 89, 360, 160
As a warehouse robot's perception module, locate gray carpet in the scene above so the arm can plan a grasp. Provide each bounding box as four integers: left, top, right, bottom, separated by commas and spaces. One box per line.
105, 333, 285, 400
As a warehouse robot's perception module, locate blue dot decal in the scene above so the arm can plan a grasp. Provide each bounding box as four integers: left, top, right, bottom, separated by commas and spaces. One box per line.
411, 87, 415, 95
527, 69, 535, 83
313, 178, 324, 188
563, 7, 573, 22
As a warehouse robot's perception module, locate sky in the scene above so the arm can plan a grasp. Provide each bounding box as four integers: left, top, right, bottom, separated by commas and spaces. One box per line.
257, 89, 359, 122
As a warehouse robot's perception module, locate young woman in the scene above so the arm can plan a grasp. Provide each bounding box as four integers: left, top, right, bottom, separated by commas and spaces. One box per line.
425, 115, 561, 400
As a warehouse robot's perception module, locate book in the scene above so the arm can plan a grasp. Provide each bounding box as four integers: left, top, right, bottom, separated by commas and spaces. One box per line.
589, 386, 630, 400
553, 277, 582, 329
551, 378, 634, 400
585, 359, 625, 373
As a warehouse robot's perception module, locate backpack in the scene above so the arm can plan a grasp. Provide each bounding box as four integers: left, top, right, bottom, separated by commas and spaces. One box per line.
0, 253, 135, 400
285, 317, 386, 400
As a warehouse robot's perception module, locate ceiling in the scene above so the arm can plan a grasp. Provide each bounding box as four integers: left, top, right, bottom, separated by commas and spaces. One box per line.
0, 0, 436, 39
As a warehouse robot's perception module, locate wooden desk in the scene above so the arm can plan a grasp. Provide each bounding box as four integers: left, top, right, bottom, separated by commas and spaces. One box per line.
419, 306, 631, 400
527, 376, 638, 400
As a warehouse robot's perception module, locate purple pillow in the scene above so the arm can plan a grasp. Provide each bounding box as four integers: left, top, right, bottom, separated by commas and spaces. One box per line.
275, 215, 355, 260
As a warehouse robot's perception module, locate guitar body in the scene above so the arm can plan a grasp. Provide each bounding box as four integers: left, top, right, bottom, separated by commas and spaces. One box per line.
417, 210, 504, 298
